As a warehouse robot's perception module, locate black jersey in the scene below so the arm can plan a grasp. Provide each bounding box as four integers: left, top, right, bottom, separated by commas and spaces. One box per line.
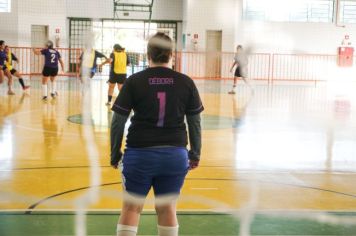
112, 66, 204, 148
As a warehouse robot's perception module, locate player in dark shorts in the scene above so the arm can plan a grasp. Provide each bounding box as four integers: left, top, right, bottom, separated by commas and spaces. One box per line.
4, 45, 30, 91
105, 44, 130, 106
0, 41, 7, 92
33, 40, 64, 100
78, 49, 109, 82
110, 33, 203, 236
229, 45, 251, 94
0, 40, 15, 95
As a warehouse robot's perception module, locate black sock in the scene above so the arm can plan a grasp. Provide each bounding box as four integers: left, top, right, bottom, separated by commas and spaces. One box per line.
108, 95, 113, 102
19, 78, 25, 89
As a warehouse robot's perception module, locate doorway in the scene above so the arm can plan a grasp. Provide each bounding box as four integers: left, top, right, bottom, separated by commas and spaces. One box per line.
31, 25, 48, 73
205, 30, 222, 78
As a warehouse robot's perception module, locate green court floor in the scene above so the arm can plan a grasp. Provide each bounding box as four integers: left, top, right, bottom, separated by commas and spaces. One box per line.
0, 212, 355, 235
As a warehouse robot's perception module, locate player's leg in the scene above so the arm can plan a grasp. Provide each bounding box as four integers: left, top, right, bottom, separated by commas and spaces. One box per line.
13, 69, 30, 90
240, 67, 253, 91
5, 69, 15, 95
155, 204, 179, 236
229, 67, 240, 94
153, 147, 189, 236
106, 83, 115, 106
106, 72, 117, 105
50, 67, 59, 98
42, 67, 51, 100
0, 69, 4, 84
42, 76, 49, 100
117, 74, 126, 92
50, 76, 58, 98
117, 148, 153, 236
117, 202, 143, 236
241, 76, 250, 87
228, 76, 237, 94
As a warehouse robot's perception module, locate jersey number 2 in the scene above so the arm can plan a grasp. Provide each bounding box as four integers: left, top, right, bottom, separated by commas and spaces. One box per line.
50, 54, 56, 63
157, 92, 166, 127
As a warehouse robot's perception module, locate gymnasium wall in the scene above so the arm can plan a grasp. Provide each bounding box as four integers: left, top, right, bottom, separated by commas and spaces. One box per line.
2, 0, 183, 47
0, 0, 18, 45
17, 0, 67, 47
183, 0, 237, 52
237, 18, 356, 55
183, 0, 356, 54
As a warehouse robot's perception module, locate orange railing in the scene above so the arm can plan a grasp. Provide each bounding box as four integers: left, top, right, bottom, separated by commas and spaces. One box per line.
8, 47, 356, 83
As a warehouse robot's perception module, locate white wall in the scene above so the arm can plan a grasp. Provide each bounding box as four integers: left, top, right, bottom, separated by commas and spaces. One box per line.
17, 0, 67, 47
183, 0, 356, 54
236, 0, 356, 54
236, 21, 356, 54
3, 0, 182, 47
183, 0, 237, 52
0, 0, 18, 45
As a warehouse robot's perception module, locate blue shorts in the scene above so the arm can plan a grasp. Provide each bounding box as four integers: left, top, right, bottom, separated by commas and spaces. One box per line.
90, 67, 97, 77
121, 147, 189, 196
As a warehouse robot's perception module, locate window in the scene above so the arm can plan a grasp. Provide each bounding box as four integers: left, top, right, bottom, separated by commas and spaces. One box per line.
0, 0, 11, 12
340, 0, 356, 23
243, 0, 334, 23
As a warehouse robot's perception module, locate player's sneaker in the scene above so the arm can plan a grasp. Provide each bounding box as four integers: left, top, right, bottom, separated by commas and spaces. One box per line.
228, 90, 236, 94
51, 92, 58, 98
7, 90, 15, 95
23, 85, 30, 90
105, 101, 111, 106
42, 96, 48, 101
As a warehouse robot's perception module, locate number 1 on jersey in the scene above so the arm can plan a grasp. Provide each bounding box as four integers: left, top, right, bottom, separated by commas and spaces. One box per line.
157, 92, 166, 127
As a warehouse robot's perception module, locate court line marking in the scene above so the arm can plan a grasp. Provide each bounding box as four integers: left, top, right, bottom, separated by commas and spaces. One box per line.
21, 177, 356, 214
2, 165, 356, 174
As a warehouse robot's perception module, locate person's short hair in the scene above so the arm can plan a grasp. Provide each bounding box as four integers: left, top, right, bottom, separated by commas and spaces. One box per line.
0, 40, 5, 46
46, 40, 54, 49
147, 32, 173, 64
237, 45, 242, 50
114, 44, 124, 52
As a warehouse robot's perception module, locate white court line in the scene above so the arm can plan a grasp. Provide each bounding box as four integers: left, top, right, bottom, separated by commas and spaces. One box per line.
5, 109, 43, 119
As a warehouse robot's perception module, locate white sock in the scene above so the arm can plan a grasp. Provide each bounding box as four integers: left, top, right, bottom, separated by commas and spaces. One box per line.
157, 225, 179, 236
116, 224, 137, 236
51, 81, 57, 93
42, 84, 48, 97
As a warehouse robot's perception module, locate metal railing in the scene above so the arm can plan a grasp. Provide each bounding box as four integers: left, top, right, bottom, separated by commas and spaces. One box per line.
7, 47, 355, 83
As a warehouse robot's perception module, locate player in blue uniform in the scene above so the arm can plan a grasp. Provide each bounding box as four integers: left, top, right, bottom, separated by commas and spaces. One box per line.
110, 33, 203, 236
0, 41, 7, 92
33, 40, 64, 100
0, 40, 15, 95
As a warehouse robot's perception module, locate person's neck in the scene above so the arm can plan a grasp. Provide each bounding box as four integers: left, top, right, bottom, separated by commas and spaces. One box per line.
149, 62, 170, 68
